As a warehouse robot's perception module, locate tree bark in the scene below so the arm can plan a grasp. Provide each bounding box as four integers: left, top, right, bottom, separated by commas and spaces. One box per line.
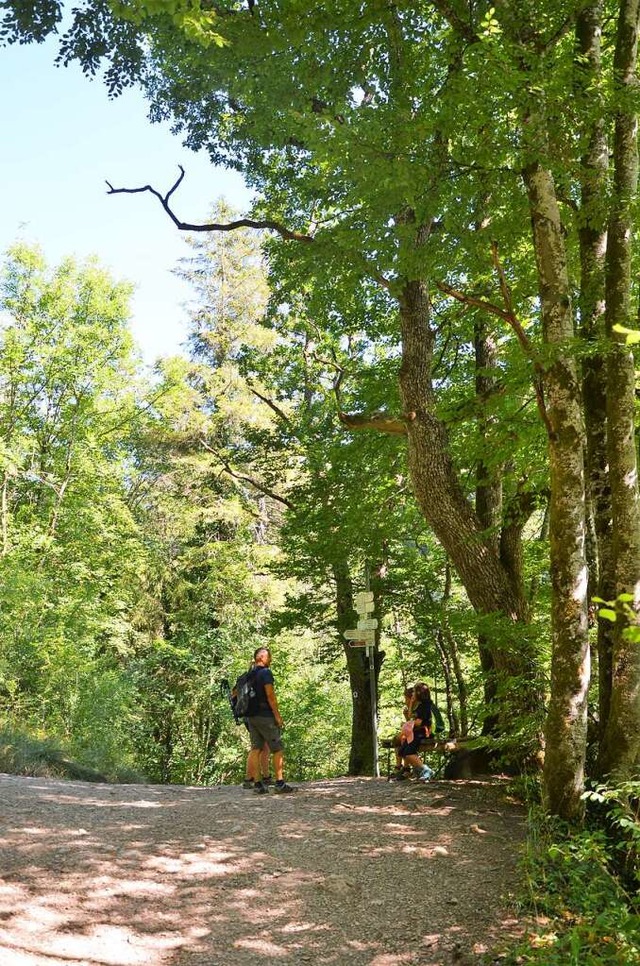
398, 281, 528, 625
474, 320, 503, 727
599, 0, 640, 778
576, 1, 616, 750
397, 279, 539, 737
333, 560, 377, 775
523, 162, 590, 821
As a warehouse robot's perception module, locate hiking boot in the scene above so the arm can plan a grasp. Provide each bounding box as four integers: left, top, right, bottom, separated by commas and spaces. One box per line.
273, 781, 296, 793
253, 780, 269, 794
262, 775, 276, 785
241, 780, 254, 790
390, 769, 408, 781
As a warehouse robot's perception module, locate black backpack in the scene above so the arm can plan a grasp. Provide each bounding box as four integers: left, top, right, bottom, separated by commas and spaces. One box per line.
233, 668, 257, 719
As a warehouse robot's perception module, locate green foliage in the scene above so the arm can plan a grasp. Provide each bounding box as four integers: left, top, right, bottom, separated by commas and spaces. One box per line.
582, 780, 640, 887
501, 806, 640, 966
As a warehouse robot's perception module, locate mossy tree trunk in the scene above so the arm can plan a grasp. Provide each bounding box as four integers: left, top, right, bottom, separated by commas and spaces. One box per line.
523, 161, 590, 821
576, 1, 616, 755
599, 0, 640, 779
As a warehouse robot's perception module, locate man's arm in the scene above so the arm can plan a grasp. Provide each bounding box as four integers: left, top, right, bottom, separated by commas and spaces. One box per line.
264, 683, 283, 728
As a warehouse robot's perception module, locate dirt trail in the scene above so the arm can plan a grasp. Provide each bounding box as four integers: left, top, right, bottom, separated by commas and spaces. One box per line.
0, 773, 526, 966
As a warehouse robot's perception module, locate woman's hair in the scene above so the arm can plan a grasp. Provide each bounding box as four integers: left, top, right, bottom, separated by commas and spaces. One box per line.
404, 686, 414, 700
253, 646, 271, 662
415, 682, 431, 701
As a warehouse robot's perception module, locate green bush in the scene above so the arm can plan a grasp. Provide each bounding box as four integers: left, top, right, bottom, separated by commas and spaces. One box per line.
499, 805, 640, 966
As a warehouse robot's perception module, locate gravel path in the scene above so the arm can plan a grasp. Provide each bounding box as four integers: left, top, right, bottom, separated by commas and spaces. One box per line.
0, 773, 527, 966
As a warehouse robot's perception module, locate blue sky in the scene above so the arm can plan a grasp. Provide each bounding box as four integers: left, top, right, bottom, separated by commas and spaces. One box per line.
0, 37, 250, 364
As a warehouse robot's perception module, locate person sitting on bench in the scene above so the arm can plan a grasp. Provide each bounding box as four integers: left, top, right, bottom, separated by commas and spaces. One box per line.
391, 686, 415, 775
392, 682, 434, 782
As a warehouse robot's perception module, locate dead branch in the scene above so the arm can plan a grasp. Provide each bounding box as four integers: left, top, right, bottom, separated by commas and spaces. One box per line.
106, 166, 315, 243
489, 242, 554, 439
436, 247, 554, 440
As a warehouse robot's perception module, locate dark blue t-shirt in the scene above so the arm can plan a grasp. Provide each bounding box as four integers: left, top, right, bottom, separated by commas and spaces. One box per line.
412, 698, 432, 736
248, 666, 275, 717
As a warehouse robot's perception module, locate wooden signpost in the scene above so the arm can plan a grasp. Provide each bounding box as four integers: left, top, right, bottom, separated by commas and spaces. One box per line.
357, 618, 378, 631
345, 586, 379, 777
343, 627, 375, 641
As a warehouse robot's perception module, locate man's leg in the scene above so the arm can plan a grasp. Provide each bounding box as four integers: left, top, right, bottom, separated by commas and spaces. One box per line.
271, 749, 284, 781
261, 742, 271, 778
247, 747, 262, 781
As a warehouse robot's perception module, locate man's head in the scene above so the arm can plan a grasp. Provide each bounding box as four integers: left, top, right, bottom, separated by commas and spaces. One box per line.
253, 646, 271, 667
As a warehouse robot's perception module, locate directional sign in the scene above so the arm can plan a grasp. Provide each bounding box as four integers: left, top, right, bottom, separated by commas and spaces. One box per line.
343, 628, 376, 642
357, 618, 378, 631
354, 591, 374, 605
355, 600, 375, 615
348, 640, 368, 648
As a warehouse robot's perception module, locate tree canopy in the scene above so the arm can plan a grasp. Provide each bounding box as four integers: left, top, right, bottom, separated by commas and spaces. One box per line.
1, 0, 639, 830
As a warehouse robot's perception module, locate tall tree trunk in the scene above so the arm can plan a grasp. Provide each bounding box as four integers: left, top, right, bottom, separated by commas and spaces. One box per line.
576, 1, 615, 752
523, 162, 590, 821
474, 319, 503, 731
333, 560, 377, 775
599, 0, 640, 778
398, 282, 530, 614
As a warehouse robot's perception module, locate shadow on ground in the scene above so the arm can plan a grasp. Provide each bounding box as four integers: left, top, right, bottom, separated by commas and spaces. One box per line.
0, 774, 526, 966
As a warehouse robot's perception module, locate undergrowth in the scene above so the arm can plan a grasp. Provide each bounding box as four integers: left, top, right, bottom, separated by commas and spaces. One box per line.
0, 724, 144, 783
497, 779, 640, 966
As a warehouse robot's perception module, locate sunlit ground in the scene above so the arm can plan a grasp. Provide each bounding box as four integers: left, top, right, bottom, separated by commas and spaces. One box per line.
0, 775, 526, 965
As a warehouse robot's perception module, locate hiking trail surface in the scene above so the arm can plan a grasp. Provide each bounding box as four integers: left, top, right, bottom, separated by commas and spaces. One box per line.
0, 773, 528, 966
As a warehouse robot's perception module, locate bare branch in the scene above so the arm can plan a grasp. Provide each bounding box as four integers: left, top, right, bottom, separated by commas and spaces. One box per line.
489, 243, 553, 438
106, 166, 315, 243
338, 411, 411, 436
436, 246, 554, 439
490, 241, 535, 356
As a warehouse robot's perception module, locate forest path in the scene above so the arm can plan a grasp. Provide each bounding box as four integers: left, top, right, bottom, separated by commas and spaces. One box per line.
0, 773, 527, 966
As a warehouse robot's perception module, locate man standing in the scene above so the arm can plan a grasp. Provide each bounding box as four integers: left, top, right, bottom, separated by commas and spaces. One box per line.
245, 647, 296, 794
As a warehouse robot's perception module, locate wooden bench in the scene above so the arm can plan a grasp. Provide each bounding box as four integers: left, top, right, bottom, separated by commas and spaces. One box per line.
380, 735, 473, 780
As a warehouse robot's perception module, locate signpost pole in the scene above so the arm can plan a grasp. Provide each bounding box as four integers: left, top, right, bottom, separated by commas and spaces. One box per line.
364, 564, 379, 778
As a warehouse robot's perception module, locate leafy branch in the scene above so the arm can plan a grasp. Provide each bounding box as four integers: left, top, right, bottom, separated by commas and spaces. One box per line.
198, 437, 294, 509
436, 243, 554, 439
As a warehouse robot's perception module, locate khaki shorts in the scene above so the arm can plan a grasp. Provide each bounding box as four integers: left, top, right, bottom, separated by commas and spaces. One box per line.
246, 716, 283, 752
